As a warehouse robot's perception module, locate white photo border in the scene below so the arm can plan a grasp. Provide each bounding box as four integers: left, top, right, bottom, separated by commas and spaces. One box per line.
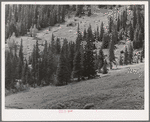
1, 1, 149, 121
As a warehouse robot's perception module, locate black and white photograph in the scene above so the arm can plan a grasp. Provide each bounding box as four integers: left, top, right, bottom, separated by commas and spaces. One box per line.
1, 1, 149, 121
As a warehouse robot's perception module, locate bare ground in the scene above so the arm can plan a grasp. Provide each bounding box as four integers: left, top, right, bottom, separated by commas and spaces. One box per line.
5, 63, 144, 109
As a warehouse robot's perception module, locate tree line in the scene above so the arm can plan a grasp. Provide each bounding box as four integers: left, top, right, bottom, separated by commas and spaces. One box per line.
5, 5, 144, 90
5, 5, 66, 39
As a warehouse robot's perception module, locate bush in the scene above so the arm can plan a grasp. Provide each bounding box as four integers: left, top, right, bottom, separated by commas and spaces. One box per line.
102, 59, 108, 74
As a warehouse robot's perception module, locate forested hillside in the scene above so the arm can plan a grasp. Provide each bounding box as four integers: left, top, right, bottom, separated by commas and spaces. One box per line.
5, 5, 144, 94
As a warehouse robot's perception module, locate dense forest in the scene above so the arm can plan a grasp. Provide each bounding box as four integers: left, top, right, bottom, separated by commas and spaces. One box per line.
5, 5, 144, 91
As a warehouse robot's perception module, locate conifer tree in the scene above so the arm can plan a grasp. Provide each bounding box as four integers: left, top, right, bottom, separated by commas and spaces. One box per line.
96, 26, 100, 41
119, 53, 123, 65
47, 48, 55, 84
101, 33, 110, 49
129, 22, 134, 41
100, 22, 104, 42
68, 42, 75, 72
61, 6, 65, 22
55, 37, 61, 54
19, 38, 24, 64
108, 34, 115, 69
62, 38, 69, 59
112, 25, 118, 44
138, 29, 143, 48
42, 40, 48, 84
75, 23, 82, 51
124, 46, 128, 65
136, 7, 141, 29
117, 16, 120, 32
128, 42, 133, 64
5, 51, 13, 89
22, 59, 29, 85
51, 33, 55, 53
108, 16, 113, 34
88, 6, 92, 16
98, 49, 104, 73
56, 50, 70, 85
17, 58, 23, 79
133, 28, 139, 49
83, 33, 96, 79
140, 52, 143, 63
133, 6, 137, 29
72, 51, 81, 81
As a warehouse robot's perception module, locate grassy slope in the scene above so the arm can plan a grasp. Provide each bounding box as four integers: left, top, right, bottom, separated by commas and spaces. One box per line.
5, 62, 144, 109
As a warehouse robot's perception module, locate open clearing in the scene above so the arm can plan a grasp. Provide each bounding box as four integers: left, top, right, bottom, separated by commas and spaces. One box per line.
5, 63, 144, 109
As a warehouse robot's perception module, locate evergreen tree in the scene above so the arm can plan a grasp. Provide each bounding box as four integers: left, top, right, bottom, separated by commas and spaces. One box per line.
83, 33, 96, 79
5, 51, 13, 89
46, 46, 56, 84
100, 22, 104, 42
61, 6, 65, 22
88, 6, 92, 16
96, 26, 100, 41
98, 49, 104, 73
55, 37, 61, 54
101, 33, 110, 49
119, 53, 123, 65
133, 6, 137, 29
75, 23, 82, 51
128, 42, 133, 64
22, 59, 28, 85
140, 52, 143, 63
75, 5, 83, 17
129, 22, 134, 41
138, 29, 143, 48
31, 45, 36, 87
42, 40, 48, 84
122, 8, 127, 30
133, 28, 140, 49
62, 38, 69, 59
68, 42, 75, 72
51, 33, 55, 53
19, 38, 24, 64
108, 16, 113, 34
112, 25, 118, 44
124, 46, 128, 65
117, 16, 120, 32
108, 34, 115, 69
72, 51, 82, 81
17, 58, 23, 79
56, 50, 70, 85
136, 6, 141, 29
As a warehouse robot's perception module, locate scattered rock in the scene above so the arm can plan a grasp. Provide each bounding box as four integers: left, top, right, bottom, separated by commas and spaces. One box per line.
51, 103, 65, 109
74, 18, 78, 21
66, 21, 77, 27
83, 103, 94, 109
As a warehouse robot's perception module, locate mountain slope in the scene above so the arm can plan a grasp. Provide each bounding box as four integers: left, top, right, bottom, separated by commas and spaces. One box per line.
5, 63, 144, 109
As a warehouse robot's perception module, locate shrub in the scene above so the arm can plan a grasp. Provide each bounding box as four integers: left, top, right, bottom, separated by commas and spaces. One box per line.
102, 59, 108, 74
